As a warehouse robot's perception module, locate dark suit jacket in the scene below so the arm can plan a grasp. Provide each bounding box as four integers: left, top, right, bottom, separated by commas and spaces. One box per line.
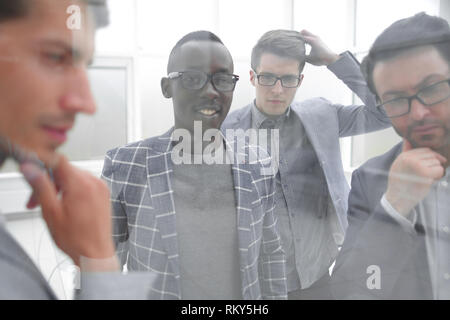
0, 223, 56, 299
330, 142, 433, 299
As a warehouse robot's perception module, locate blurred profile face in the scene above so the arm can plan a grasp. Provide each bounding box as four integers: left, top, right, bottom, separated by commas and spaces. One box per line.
0, 0, 96, 165
373, 46, 450, 151
251, 53, 303, 115
163, 40, 234, 135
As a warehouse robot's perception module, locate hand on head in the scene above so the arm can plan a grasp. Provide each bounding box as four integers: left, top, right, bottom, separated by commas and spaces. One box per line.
299, 29, 340, 66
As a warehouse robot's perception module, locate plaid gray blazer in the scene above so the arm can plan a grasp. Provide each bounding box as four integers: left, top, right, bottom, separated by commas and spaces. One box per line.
101, 128, 287, 300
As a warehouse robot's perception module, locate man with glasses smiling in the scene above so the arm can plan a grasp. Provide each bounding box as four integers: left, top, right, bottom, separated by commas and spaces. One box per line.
223, 29, 391, 299
331, 12, 450, 299
102, 31, 287, 300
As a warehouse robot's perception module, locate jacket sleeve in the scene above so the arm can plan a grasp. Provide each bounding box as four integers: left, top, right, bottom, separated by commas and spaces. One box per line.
327, 51, 392, 137
76, 271, 156, 300
330, 168, 420, 299
75, 148, 159, 300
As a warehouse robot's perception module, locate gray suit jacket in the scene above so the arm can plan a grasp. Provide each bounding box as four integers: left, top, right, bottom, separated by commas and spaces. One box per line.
102, 128, 287, 300
221, 52, 392, 234
330, 143, 433, 299
0, 216, 155, 299
0, 223, 56, 299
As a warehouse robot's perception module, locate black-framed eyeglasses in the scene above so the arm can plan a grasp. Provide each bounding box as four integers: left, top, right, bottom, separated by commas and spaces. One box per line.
168, 70, 239, 92
254, 71, 302, 88
378, 79, 450, 118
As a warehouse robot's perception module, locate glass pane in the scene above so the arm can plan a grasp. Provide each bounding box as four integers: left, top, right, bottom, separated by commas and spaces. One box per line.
136, 0, 217, 56
138, 56, 175, 139
218, 0, 292, 59
59, 65, 128, 161
355, 0, 440, 50
293, 0, 354, 54
95, 0, 136, 54
292, 0, 355, 104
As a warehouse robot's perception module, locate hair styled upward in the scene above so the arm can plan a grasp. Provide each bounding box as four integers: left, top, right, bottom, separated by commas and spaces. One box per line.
361, 12, 450, 97
251, 29, 306, 73
0, 0, 109, 28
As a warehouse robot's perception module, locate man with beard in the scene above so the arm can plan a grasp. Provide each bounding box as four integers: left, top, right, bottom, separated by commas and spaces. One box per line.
331, 12, 450, 299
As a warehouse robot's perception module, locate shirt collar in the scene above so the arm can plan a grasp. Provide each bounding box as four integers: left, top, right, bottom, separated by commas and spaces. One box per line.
251, 100, 291, 129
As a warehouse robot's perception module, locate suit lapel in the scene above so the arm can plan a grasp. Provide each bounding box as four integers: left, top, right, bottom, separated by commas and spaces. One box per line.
237, 106, 253, 130
227, 138, 258, 297
145, 129, 180, 280
294, 104, 335, 161
221, 104, 252, 132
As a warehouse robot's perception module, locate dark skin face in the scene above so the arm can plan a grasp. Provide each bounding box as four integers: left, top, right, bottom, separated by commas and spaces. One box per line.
161, 40, 234, 136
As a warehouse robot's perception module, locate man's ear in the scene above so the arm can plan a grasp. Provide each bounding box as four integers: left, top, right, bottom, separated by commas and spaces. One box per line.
249, 70, 256, 87
161, 77, 172, 98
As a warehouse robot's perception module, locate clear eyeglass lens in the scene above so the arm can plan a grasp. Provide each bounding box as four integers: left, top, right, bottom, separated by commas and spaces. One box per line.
258, 75, 277, 86
181, 72, 207, 90
383, 99, 409, 117
212, 73, 235, 91
419, 81, 450, 104
258, 75, 298, 87
281, 76, 299, 87
383, 81, 450, 117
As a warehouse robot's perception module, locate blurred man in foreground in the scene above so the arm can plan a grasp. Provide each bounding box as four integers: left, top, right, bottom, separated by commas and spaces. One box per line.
0, 0, 153, 299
